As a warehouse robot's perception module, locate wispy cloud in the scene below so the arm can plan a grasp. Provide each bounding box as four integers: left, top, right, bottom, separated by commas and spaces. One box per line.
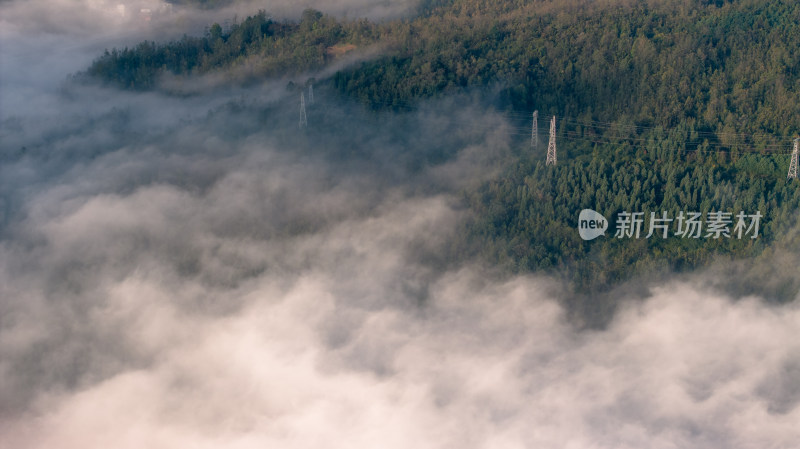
1, 1, 799, 447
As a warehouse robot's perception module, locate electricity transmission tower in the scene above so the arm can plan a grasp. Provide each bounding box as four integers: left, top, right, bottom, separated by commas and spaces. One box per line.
546, 116, 557, 165
789, 138, 799, 179
299, 92, 307, 129
530, 110, 538, 149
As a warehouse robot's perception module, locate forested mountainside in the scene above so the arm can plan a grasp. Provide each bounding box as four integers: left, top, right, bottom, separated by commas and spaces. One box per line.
85, 0, 800, 298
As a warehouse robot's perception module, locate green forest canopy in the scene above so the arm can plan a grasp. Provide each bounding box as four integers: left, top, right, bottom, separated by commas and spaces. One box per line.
85, 0, 800, 299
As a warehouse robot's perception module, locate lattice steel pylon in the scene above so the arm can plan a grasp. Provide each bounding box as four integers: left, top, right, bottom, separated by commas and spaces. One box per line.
299, 92, 307, 129
530, 110, 538, 150
546, 116, 557, 166
789, 138, 799, 179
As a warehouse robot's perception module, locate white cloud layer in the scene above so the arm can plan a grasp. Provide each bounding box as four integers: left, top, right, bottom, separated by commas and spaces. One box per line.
1, 1, 799, 448
3, 187, 800, 448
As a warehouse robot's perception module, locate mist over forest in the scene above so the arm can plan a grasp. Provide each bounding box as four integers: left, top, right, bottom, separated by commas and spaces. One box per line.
2, 0, 800, 447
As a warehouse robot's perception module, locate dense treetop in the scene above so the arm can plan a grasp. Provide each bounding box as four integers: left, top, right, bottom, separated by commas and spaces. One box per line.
85, 0, 800, 299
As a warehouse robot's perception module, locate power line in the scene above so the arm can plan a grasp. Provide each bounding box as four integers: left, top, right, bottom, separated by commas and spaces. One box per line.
297, 95, 797, 163
546, 116, 557, 166
299, 92, 307, 129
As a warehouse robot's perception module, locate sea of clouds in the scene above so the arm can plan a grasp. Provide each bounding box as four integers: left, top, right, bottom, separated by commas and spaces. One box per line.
1, 1, 799, 447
